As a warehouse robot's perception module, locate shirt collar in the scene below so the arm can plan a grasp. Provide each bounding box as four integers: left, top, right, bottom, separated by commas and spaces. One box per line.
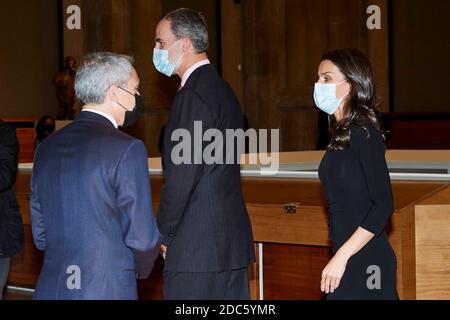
82, 109, 119, 129
180, 59, 211, 88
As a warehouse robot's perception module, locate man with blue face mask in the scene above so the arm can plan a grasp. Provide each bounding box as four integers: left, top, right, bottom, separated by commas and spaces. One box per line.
153, 38, 184, 77
153, 8, 255, 300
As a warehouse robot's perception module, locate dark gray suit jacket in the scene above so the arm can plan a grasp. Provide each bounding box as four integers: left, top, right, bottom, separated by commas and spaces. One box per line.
157, 64, 255, 272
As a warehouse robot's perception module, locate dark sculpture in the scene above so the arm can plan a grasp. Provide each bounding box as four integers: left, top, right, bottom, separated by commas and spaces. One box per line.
53, 56, 77, 120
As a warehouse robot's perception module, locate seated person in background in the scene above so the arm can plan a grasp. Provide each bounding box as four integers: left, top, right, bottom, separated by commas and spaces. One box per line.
35, 116, 55, 147
30, 52, 160, 300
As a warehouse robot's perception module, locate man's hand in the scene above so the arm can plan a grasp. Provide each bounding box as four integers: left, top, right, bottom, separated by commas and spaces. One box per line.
160, 245, 167, 260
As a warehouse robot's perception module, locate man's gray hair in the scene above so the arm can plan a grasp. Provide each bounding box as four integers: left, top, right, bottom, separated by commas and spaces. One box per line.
162, 8, 209, 54
75, 52, 134, 105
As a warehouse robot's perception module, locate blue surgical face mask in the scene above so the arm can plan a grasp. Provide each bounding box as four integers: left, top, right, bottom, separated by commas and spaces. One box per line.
313, 80, 349, 115
152, 40, 183, 77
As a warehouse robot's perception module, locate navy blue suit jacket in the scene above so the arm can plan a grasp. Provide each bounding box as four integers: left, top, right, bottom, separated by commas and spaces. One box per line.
157, 65, 255, 272
30, 111, 160, 300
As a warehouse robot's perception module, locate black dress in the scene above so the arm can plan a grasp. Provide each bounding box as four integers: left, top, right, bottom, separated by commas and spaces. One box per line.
318, 123, 399, 300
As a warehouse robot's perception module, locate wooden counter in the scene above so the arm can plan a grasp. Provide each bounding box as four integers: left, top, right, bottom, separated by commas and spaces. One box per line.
9, 151, 450, 300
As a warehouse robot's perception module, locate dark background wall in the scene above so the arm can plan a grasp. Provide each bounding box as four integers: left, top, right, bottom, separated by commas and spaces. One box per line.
1, 0, 450, 153
391, 0, 450, 113
0, 0, 59, 118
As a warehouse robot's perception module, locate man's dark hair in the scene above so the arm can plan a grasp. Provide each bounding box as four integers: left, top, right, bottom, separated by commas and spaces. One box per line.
162, 8, 209, 53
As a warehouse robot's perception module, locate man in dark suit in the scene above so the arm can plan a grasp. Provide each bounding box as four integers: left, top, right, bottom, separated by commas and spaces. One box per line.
30, 52, 160, 300
154, 8, 255, 300
0, 120, 24, 300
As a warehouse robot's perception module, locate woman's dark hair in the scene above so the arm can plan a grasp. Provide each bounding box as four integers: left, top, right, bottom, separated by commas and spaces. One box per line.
321, 48, 383, 150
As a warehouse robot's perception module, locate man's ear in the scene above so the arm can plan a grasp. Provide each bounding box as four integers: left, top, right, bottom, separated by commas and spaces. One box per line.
182, 37, 192, 53
106, 85, 119, 103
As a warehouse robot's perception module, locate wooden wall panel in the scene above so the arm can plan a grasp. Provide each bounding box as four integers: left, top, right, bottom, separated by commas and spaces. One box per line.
279, 106, 319, 151
63, 0, 391, 153
61, 0, 174, 157
389, 205, 416, 300
124, 0, 174, 157
263, 244, 331, 300
221, 0, 244, 107
415, 205, 450, 299
328, 0, 368, 50
82, 0, 113, 52
391, 0, 450, 113
248, 204, 330, 246
8, 170, 450, 300
14, 127, 36, 163
240, 0, 390, 151
415, 186, 450, 300
111, 0, 132, 54
284, 0, 328, 102
63, 0, 84, 63
242, 0, 285, 134
0, 1, 59, 119
366, 0, 390, 113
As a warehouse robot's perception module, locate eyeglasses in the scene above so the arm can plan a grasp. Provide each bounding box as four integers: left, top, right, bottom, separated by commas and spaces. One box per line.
118, 86, 140, 96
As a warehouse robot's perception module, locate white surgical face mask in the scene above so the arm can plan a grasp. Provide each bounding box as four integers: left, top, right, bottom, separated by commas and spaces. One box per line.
313, 80, 348, 115
152, 39, 184, 77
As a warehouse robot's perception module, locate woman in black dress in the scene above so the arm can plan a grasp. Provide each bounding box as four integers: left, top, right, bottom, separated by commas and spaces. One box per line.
315, 49, 399, 300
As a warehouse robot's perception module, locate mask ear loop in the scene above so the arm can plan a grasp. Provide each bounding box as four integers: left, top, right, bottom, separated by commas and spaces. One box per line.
171, 39, 185, 71
335, 80, 351, 123
167, 38, 183, 50
336, 80, 350, 100
114, 86, 133, 112
115, 101, 130, 112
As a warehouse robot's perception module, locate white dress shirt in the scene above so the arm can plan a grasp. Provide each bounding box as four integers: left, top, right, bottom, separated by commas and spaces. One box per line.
180, 59, 211, 88
82, 109, 118, 129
